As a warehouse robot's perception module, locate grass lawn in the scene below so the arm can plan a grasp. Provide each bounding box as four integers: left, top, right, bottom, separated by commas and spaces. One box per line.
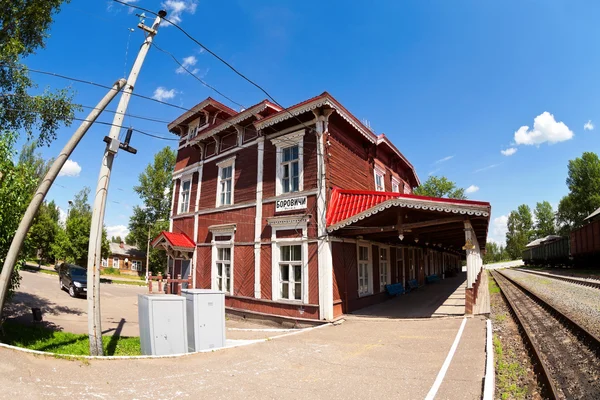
1, 321, 141, 356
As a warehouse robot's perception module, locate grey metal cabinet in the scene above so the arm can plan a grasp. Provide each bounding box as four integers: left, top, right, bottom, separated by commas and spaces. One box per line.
138, 294, 188, 356
181, 289, 226, 352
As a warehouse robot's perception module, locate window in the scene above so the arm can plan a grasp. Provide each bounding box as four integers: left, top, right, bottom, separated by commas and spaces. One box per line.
112, 258, 119, 269
215, 247, 232, 292
131, 260, 142, 271
279, 245, 302, 300
179, 179, 191, 213
374, 166, 385, 192
187, 123, 198, 139
272, 130, 304, 196
358, 245, 372, 296
216, 157, 235, 207
379, 247, 389, 290
101, 258, 107, 268
281, 145, 300, 193
392, 178, 401, 193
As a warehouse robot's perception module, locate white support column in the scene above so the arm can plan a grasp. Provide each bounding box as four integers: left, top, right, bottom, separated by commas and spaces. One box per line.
169, 180, 177, 232
254, 137, 265, 298
464, 220, 476, 288
314, 109, 334, 320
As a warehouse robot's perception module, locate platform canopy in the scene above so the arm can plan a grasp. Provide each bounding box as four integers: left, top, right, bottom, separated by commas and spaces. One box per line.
326, 189, 491, 252
151, 231, 195, 260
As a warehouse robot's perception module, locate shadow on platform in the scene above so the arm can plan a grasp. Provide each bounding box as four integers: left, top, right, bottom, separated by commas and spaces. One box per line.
351, 272, 466, 319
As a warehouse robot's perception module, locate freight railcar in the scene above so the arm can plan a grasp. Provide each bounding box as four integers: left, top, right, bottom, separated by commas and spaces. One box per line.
570, 217, 600, 268
522, 235, 570, 266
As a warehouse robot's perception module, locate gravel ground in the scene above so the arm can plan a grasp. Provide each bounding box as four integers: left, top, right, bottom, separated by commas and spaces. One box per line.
489, 273, 542, 399
502, 269, 600, 340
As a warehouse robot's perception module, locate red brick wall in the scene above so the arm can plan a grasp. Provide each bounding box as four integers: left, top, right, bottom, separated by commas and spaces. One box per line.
196, 246, 211, 289
260, 244, 272, 299
234, 146, 258, 204
234, 245, 254, 297
173, 217, 194, 240
174, 146, 201, 172
226, 297, 319, 320
199, 160, 218, 210
196, 207, 256, 244
308, 243, 319, 305
328, 124, 372, 191
172, 180, 180, 217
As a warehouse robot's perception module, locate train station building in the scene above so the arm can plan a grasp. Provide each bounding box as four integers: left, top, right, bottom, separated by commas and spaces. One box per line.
153, 92, 491, 321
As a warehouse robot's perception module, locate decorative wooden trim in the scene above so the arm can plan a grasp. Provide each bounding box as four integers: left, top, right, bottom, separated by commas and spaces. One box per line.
327, 198, 490, 233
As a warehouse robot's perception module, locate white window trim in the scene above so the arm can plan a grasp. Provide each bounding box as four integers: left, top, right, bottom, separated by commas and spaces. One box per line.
357, 242, 373, 297
272, 130, 304, 196
391, 177, 401, 193
178, 176, 192, 214
216, 156, 236, 207
269, 217, 309, 304
374, 164, 386, 192
131, 260, 142, 271
112, 258, 119, 269
101, 258, 108, 268
210, 227, 235, 295
379, 245, 390, 291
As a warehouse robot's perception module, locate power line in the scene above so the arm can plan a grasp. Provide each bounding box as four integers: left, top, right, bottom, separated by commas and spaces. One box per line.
112, 0, 283, 108
151, 41, 245, 109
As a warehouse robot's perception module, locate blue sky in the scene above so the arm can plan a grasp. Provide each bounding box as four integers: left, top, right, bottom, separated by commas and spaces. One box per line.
21, 0, 600, 244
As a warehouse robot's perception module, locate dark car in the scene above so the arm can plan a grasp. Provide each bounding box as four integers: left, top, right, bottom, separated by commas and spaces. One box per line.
56, 263, 87, 298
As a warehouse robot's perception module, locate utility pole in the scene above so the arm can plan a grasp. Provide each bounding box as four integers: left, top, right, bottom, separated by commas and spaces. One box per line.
145, 223, 151, 282
86, 10, 166, 356
0, 79, 127, 317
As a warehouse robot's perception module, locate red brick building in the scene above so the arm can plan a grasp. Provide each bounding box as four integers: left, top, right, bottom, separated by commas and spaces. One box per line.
153, 92, 491, 321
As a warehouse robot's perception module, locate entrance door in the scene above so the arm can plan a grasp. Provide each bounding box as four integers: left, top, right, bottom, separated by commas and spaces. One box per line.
181, 260, 191, 289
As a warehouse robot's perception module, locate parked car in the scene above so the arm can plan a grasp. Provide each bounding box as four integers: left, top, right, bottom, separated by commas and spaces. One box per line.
56, 263, 87, 297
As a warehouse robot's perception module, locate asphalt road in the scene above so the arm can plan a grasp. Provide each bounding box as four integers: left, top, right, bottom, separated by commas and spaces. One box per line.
6, 269, 147, 336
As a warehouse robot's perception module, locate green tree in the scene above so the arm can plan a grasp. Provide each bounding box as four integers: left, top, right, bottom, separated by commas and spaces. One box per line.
505, 204, 534, 259
534, 201, 556, 237
1, 0, 77, 146
128, 147, 176, 274
26, 200, 60, 263
52, 188, 109, 266
557, 152, 600, 233
0, 133, 39, 298
124, 231, 137, 246
413, 175, 467, 199
110, 236, 122, 243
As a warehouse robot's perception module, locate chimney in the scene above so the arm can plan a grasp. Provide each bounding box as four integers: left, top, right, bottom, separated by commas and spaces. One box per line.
120, 242, 124, 249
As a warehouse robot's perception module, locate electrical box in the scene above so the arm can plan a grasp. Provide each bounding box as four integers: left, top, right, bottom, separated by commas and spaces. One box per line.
138, 294, 188, 356
181, 289, 226, 352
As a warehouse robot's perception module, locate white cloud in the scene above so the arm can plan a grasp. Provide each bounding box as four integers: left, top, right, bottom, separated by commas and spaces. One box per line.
58, 159, 81, 177
176, 55, 198, 74
474, 163, 501, 173
161, 0, 198, 24
465, 185, 479, 194
434, 155, 454, 164
428, 168, 441, 176
514, 111, 573, 146
152, 87, 177, 101
106, 225, 130, 239
584, 120, 594, 131
500, 147, 517, 156
489, 215, 508, 246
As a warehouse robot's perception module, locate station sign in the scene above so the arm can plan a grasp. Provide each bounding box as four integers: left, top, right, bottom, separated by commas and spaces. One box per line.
275, 196, 307, 212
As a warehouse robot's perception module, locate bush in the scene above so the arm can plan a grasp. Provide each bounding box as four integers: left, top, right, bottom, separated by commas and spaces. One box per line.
103, 267, 120, 276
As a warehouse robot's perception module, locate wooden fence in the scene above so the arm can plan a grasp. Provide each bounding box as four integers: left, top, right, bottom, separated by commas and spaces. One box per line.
148, 273, 192, 295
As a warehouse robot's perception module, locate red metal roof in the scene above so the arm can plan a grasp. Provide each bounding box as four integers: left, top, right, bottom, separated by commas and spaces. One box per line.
326, 188, 491, 227
151, 231, 195, 249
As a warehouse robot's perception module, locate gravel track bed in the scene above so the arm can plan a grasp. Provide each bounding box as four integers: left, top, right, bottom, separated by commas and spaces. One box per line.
503, 269, 600, 339
495, 272, 600, 399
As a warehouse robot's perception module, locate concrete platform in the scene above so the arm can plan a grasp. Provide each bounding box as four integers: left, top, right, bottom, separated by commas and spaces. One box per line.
0, 314, 487, 399
352, 273, 467, 318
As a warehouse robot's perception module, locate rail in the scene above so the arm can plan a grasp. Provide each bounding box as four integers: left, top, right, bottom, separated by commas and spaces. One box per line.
514, 268, 600, 290
491, 270, 600, 399
148, 273, 192, 295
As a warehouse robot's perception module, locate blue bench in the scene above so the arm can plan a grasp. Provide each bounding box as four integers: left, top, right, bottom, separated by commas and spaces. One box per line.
407, 279, 419, 291
426, 274, 441, 284
385, 283, 405, 296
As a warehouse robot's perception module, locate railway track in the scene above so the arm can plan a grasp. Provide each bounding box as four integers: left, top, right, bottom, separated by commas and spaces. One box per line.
515, 268, 600, 290
491, 270, 600, 399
